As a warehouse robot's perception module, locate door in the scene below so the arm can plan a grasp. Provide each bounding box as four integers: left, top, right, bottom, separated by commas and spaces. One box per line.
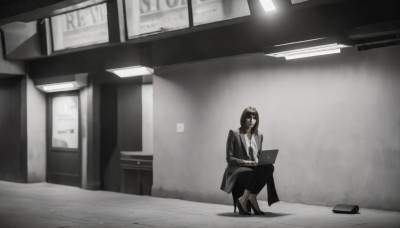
47, 92, 81, 187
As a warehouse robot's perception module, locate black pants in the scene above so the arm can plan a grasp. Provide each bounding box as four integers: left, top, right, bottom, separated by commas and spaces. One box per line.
236, 165, 280, 206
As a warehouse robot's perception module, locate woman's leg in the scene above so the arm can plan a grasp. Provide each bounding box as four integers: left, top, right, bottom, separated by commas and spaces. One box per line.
235, 167, 255, 212
249, 194, 262, 212
246, 165, 280, 208
257, 165, 280, 206
239, 190, 251, 211
246, 165, 271, 193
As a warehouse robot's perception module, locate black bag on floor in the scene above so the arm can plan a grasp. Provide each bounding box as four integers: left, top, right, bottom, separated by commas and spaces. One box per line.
332, 204, 359, 214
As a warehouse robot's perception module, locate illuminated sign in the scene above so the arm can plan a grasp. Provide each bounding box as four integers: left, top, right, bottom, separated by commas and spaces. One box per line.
125, 0, 250, 38
51, 3, 109, 51
125, 0, 189, 37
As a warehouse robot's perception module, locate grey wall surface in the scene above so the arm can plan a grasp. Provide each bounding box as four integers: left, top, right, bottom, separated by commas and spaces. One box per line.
82, 80, 101, 190
0, 34, 25, 75
153, 46, 400, 211
1, 21, 41, 60
101, 83, 142, 192
142, 84, 153, 154
100, 85, 119, 192
26, 76, 46, 183
0, 76, 26, 182
118, 84, 142, 151
80, 85, 89, 188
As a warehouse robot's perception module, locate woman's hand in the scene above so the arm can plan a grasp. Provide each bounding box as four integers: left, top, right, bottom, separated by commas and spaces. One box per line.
245, 160, 257, 166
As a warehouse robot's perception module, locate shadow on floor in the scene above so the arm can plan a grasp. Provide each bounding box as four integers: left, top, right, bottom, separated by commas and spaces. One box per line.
217, 212, 292, 218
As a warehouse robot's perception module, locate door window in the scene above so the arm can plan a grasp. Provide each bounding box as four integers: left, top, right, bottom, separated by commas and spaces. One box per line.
51, 96, 79, 149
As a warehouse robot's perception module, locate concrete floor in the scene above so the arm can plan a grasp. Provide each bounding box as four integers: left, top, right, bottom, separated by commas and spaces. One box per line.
0, 181, 399, 228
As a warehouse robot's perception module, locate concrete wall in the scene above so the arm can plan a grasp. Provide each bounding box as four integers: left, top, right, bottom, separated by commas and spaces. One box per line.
1, 21, 42, 60
0, 31, 25, 75
0, 76, 26, 182
81, 85, 89, 189
26, 76, 46, 183
118, 84, 142, 151
153, 45, 400, 211
100, 85, 119, 192
81, 81, 102, 190
142, 84, 153, 154
101, 82, 142, 192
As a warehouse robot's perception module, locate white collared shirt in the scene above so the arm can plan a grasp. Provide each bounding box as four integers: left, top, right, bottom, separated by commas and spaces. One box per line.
244, 134, 258, 163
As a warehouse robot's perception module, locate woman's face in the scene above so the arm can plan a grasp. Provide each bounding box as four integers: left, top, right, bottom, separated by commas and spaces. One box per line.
245, 115, 257, 129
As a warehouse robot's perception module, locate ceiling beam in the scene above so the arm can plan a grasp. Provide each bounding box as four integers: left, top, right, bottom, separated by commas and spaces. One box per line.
0, 0, 93, 26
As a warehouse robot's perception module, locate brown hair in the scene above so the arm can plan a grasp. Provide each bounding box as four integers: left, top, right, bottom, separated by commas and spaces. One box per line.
239, 106, 259, 134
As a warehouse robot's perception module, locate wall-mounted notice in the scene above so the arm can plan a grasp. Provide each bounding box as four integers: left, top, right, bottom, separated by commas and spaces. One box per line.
51, 3, 109, 51
52, 96, 79, 149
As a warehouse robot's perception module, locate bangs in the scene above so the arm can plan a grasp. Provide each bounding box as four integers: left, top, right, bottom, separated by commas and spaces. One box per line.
245, 111, 257, 118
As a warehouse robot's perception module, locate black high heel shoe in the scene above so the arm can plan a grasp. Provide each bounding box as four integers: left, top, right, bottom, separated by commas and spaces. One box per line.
248, 200, 265, 215
236, 199, 251, 215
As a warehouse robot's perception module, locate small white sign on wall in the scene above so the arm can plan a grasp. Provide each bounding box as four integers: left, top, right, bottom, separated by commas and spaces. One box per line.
177, 123, 185, 133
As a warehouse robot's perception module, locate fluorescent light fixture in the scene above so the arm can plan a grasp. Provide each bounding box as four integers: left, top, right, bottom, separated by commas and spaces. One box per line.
291, 0, 308, 4
268, 43, 347, 60
285, 48, 340, 60
107, 66, 154, 78
259, 0, 276, 12
34, 73, 88, 93
43, 82, 75, 92
264, 37, 352, 60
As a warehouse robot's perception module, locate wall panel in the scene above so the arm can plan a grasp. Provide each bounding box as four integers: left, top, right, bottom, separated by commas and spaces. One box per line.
0, 76, 26, 182
153, 45, 400, 210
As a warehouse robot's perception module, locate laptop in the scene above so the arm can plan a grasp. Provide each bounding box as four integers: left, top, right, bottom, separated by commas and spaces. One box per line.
257, 149, 279, 166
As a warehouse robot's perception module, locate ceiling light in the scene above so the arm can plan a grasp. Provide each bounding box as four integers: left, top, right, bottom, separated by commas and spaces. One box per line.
43, 82, 75, 92
259, 0, 276, 12
291, 0, 308, 4
264, 37, 352, 60
284, 48, 341, 60
34, 73, 88, 93
107, 66, 154, 78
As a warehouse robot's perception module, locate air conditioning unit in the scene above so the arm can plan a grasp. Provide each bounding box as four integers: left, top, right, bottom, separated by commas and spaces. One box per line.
349, 20, 400, 51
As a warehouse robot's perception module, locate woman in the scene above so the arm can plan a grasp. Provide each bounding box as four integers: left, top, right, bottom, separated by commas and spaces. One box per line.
220, 107, 279, 215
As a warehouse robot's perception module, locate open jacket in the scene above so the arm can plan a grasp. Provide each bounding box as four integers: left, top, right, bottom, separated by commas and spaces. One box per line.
220, 128, 263, 193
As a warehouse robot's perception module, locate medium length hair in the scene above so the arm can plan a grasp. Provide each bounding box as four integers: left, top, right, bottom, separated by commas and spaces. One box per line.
239, 106, 259, 134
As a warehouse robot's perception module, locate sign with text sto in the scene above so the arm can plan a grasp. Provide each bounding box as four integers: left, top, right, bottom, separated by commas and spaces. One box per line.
125, 0, 250, 38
